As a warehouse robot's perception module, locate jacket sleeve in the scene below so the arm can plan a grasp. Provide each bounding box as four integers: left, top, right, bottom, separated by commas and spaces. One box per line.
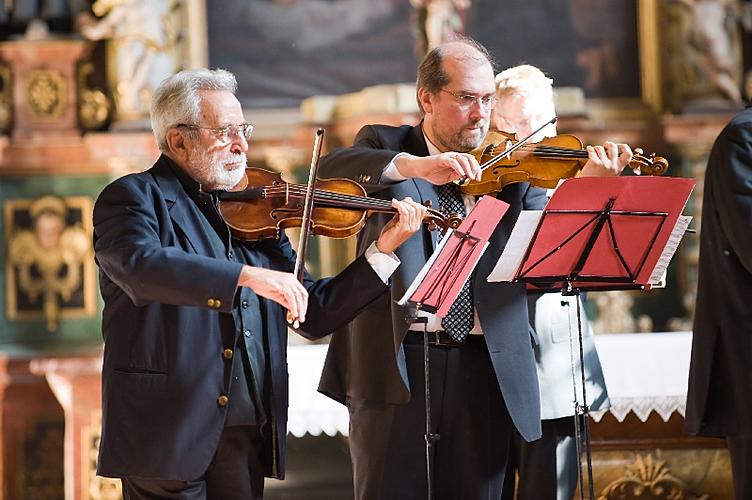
93, 176, 242, 312
265, 234, 390, 340
318, 125, 402, 192
712, 119, 752, 274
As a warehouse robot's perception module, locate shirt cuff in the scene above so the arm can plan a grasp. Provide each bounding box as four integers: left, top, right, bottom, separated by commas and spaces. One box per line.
381, 153, 410, 182
364, 241, 401, 284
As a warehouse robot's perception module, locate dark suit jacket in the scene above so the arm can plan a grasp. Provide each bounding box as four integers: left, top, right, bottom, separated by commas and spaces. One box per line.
686, 109, 752, 438
93, 155, 389, 480
317, 124, 547, 442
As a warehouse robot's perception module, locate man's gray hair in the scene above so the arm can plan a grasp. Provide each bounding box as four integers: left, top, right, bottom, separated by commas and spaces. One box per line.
150, 68, 238, 152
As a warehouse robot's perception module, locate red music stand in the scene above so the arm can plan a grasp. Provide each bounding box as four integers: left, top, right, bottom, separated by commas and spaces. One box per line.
488, 175, 695, 500
398, 194, 509, 500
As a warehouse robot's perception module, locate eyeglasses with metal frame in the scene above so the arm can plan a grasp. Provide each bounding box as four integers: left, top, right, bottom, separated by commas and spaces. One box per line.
176, 122, 254, 143
439, 89, 497, 110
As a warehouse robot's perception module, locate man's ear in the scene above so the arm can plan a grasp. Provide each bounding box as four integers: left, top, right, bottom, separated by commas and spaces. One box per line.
166, 128, 189, 163
418, 87, 434, 115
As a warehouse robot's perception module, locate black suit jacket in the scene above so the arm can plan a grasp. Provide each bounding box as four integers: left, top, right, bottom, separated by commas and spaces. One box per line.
686, 109, 752, 438
317, 124, 547, 442
93, 155, 389, 480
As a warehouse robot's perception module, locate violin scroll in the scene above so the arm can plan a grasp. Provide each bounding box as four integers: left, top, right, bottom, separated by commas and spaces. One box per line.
630, 148, 669, 176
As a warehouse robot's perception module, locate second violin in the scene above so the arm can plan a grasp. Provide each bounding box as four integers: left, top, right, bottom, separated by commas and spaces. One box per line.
461, 130, 670, 196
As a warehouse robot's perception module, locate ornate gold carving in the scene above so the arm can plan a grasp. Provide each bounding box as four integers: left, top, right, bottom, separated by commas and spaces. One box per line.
78, 62, 111, 130
25, 69, 67, 119
84, 411, 122, 500
598, 453, 709, 499
5, 196, 95, 331
0, 63, 11, 130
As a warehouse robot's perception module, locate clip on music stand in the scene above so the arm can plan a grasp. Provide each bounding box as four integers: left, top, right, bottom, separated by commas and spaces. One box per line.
398, 195, 509, 500
487, 175, 695, 500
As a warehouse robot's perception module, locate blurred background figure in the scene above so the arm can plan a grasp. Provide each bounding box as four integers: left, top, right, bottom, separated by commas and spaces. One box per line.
494, 64, 611, 500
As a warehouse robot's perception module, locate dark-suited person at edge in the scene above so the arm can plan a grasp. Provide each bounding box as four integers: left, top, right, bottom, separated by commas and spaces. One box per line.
92, 68, 428, 500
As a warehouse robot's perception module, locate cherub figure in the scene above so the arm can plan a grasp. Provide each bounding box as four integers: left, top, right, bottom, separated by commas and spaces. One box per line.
80, 0, 179, 119
8, 196, 90, 331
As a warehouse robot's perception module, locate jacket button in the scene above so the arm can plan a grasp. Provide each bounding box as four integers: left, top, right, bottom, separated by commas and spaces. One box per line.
217, 395, 229, 407
723, 249, 731, 256
223, 348, 233, 360
214, 299, 221, 308
207, 298, 215, 307
242, 300, 249, 309
244, 329, 251, 337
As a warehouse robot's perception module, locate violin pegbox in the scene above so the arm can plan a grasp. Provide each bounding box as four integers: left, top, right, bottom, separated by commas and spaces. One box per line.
630, 148, 669, 176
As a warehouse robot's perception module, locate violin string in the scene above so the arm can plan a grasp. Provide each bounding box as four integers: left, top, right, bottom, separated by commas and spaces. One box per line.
260, 184, 446, 218
264, 186, 392, 209
263, 185, 400, 210
488, 145, 588, 158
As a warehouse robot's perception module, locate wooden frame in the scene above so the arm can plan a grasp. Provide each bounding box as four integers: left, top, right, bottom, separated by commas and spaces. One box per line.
638, 0, 662, 112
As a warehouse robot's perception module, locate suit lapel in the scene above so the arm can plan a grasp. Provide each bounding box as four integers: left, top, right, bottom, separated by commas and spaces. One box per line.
402, 123, 440, 217
151, 156, 225, 259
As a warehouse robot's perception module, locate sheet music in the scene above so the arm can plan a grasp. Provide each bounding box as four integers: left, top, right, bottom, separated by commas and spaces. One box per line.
648, 215, 692, 285
397, 229, 454, 307
486, 210, 543, 283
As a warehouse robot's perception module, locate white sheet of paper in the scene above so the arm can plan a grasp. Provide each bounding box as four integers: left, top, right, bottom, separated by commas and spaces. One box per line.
397, 229, 454, 307
648, 215, 692, 286
486, 210, 543, 283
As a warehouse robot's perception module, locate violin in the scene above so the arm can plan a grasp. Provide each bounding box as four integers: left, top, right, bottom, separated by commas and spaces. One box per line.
460, 129, 670, 196
217, 167, 463, 241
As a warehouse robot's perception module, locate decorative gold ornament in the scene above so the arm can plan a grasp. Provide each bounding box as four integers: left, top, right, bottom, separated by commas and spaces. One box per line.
25, 68, 67, 119
598, 453, 709, 500
6, 196, 93, 331
78, 62, 111, 130
0, 63, 11, 130
84, 411, 122, 500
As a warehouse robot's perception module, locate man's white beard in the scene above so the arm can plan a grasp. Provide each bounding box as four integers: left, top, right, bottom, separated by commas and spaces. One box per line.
189, 149, 247, 191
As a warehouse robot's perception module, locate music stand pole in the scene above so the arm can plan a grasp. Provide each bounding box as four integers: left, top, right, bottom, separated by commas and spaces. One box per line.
405, 307, 438, 500
562, 285, 595, 500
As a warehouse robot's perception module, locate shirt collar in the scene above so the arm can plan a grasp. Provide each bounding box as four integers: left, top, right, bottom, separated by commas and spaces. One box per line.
163, 155, 214, 203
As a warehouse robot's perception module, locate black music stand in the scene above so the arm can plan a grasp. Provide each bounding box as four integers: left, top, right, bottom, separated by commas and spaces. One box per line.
487, 176, 695, 499
399, 195, 509, 500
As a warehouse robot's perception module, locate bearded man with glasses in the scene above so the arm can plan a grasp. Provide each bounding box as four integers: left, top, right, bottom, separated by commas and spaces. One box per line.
93, 68, 427, 499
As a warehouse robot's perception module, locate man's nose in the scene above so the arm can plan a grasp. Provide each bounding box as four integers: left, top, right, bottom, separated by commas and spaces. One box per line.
230, 133, 249, 154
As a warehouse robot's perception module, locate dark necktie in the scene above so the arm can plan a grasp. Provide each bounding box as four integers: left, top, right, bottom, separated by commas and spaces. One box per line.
436, 183, 474, 343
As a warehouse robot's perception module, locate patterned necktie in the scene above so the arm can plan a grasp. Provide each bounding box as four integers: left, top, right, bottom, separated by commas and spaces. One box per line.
436, 183, 474, 343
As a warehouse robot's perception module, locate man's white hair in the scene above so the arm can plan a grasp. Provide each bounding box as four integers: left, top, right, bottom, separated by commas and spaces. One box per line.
150, 68, 238, 153
495, 64, 555, 117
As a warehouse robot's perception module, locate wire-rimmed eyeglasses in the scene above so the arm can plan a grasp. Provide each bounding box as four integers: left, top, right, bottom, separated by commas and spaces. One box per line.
439, 89, 497, 111
176, 122, 254, 143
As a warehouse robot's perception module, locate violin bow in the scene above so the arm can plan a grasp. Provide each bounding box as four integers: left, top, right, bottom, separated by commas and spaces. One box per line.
288, 127, 325, 328
478, 116, 558, 172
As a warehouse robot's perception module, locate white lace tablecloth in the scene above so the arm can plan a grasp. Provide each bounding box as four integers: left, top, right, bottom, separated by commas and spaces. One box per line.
287, 344, 349, 437
286, 332, 693, 436
590, 331, 692, 423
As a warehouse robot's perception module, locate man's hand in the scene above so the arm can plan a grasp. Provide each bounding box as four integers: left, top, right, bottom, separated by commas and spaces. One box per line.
375, 197, 428, 254
238, 266, 309, 324
579, 141, 633, 178
394, 152, 482, 185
